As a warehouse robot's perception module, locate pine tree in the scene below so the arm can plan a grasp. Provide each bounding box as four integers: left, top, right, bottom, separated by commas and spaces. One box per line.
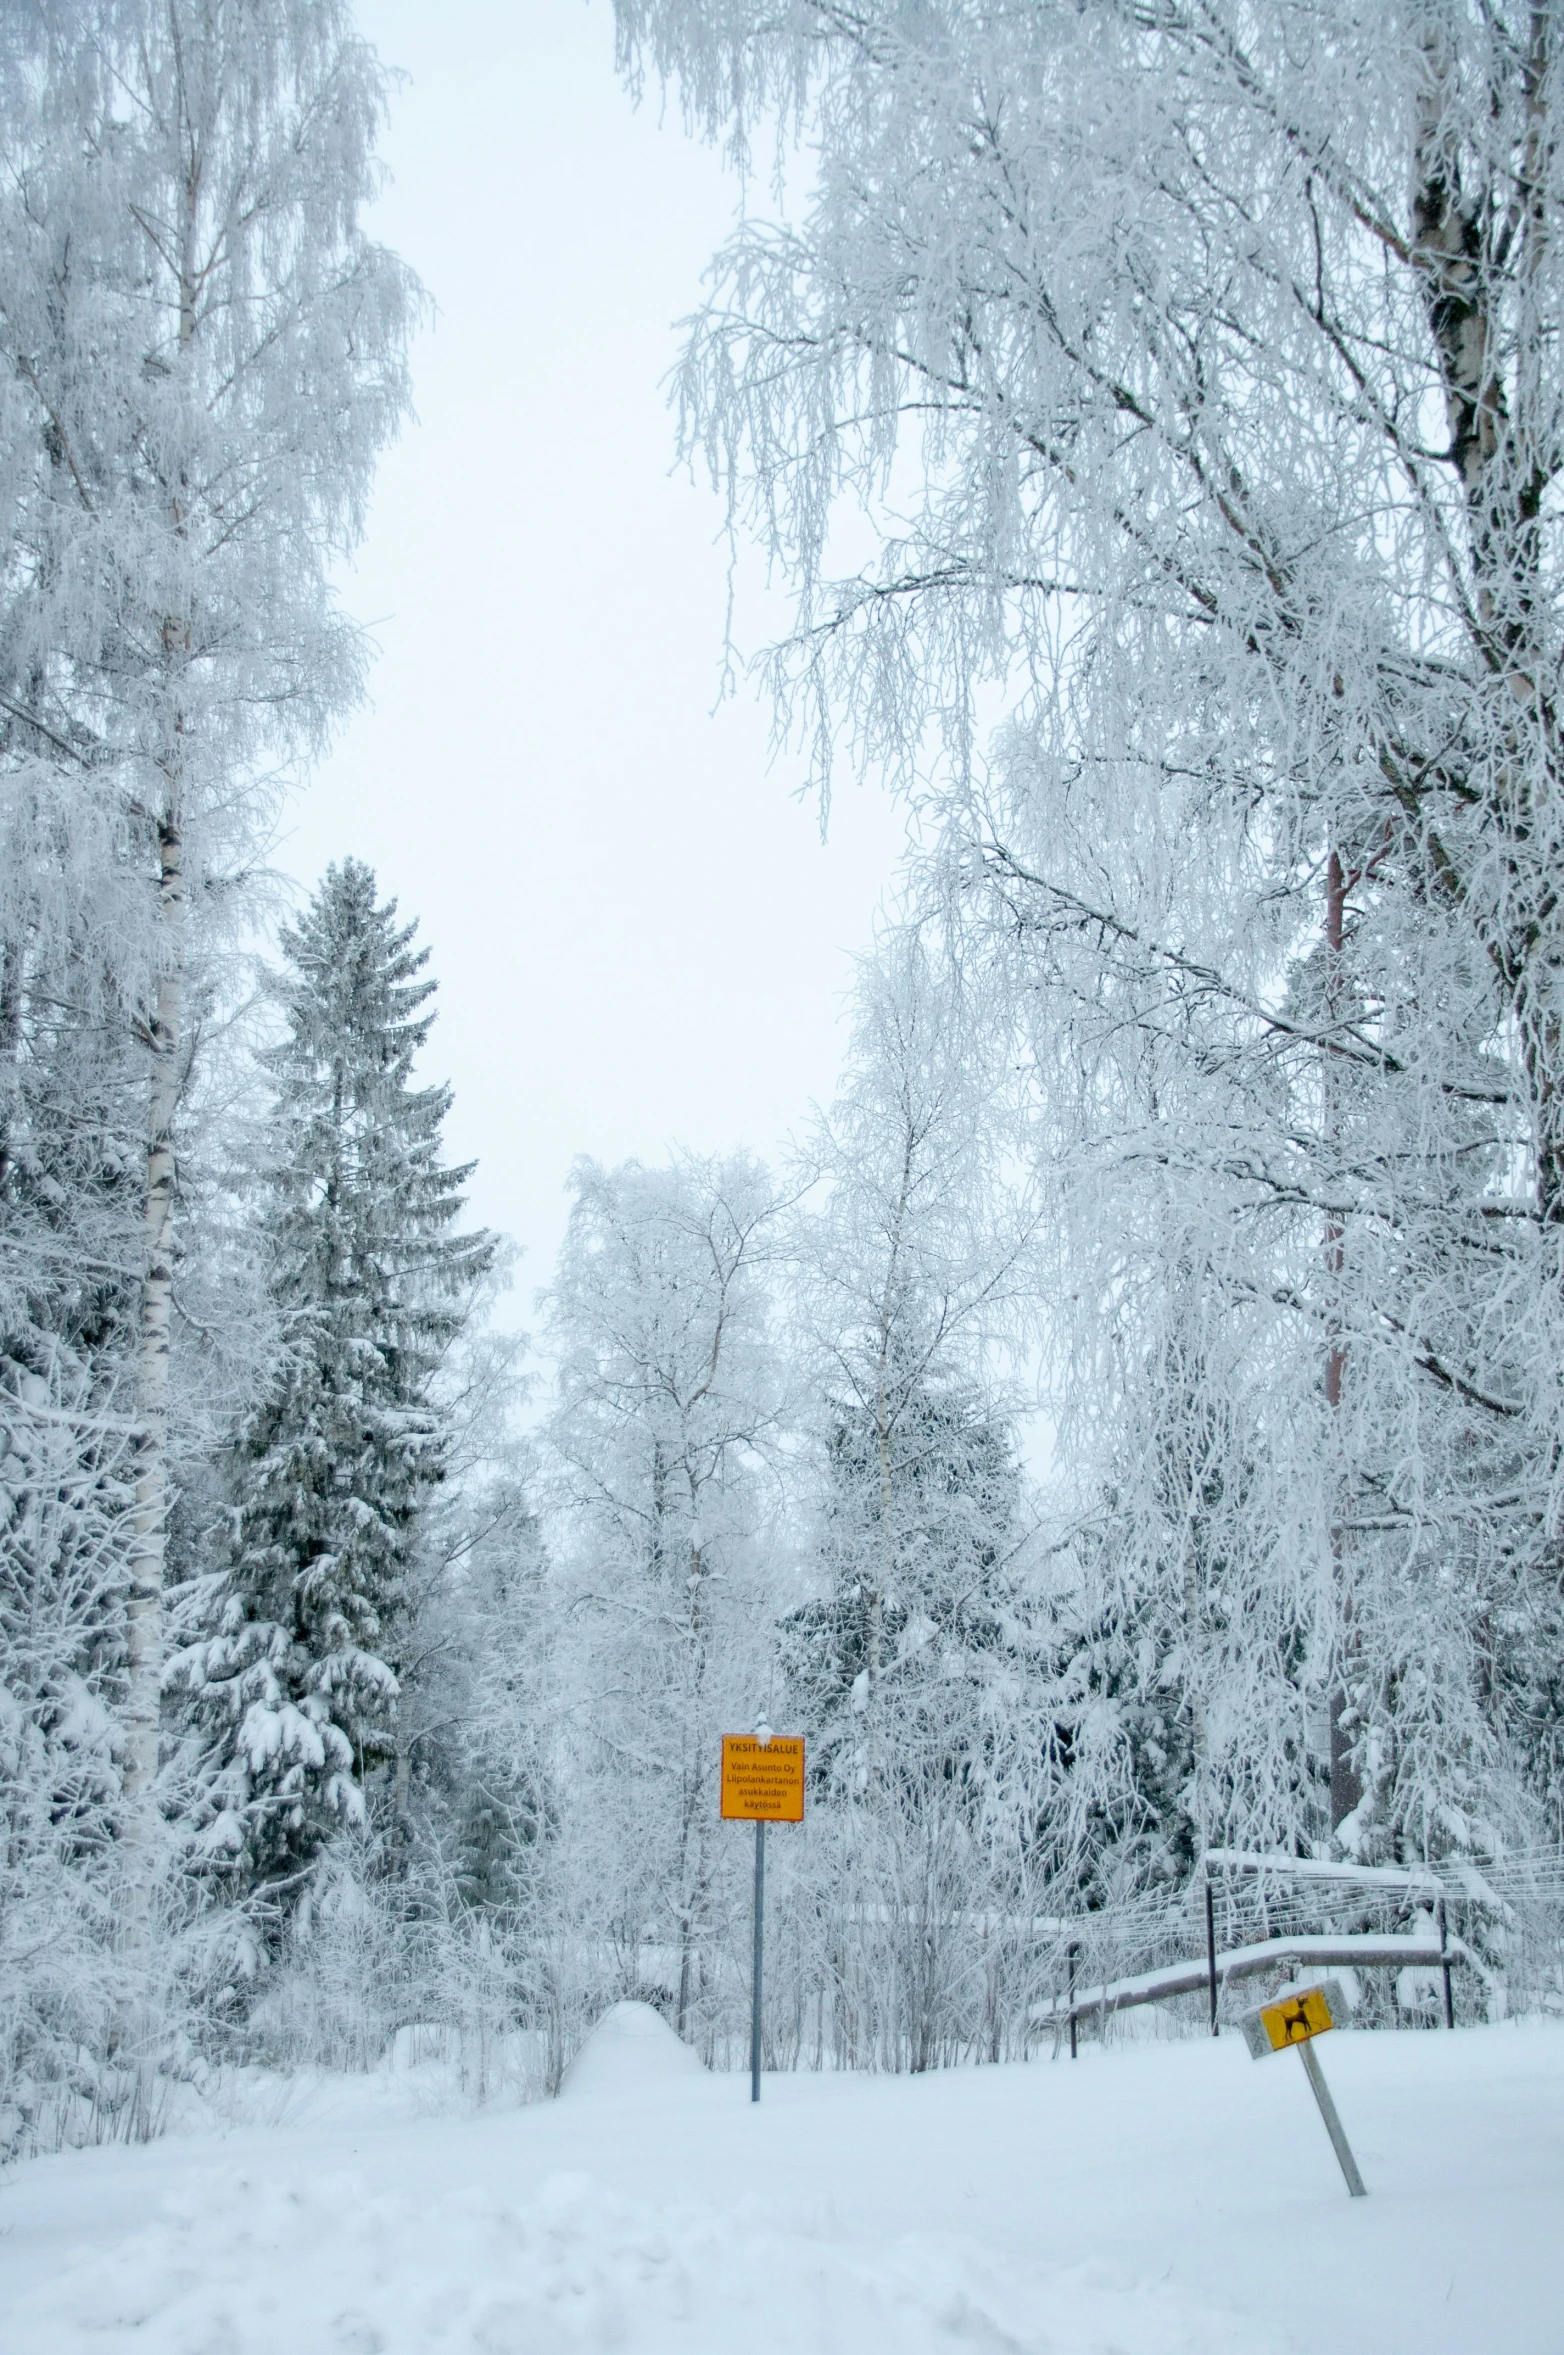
173, 862, 491, 1891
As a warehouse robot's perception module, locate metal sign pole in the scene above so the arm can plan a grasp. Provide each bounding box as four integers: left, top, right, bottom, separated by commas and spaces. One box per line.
720, 1727, 803, 2103
1241, 1977, 1368, 2199
750, 1817, 766, 2103
1297, 2041, 1367, 2196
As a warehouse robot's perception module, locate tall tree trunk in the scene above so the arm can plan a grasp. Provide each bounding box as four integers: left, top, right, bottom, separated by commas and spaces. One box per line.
1322, 845, 1361, 1832
677, 1525, 709, 2038
1415, 12, 1563, 1217
122, 143, 203, 1921
121, 803, 185, 1918
0, 939, 23, 1197
866, 1366, 893, 1796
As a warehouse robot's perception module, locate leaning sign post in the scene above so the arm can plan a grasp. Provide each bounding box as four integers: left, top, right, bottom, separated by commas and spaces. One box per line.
1241, 1978, 1367, 2197
720, 1724, 805, 2103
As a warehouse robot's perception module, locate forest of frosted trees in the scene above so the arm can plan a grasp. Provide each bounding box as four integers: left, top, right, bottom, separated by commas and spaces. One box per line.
4, 0, 1564, 2155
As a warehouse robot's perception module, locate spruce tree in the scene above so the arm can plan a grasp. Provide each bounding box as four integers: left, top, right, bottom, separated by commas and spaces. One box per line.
174, 863, 491, 1890
784, 1364, 1025, 1805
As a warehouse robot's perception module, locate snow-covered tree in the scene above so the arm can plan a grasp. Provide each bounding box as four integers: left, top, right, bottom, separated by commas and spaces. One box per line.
788, 1382, 1024, 1787
388, 1298, 547, 1905
783, 935, 1049, 2065
0, 19, 146, 2020
786, 936, 1037, 1769
172, 862, 492, 1893
616, 0, 1564, 1866
1045, 1280, 1330, 1905
0, 0, 421, 1907
0, 839, 144, 1927
0, 1358, 136, 2157
543, 1152, 790, 2042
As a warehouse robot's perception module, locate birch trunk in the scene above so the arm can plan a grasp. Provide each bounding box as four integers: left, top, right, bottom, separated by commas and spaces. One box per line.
121, 805, 185, 1898
865, 1139, 915, 1797
676, 1536, 708, 2039
121, 135, 203, 1909
865, 1358, 893, 1797
1322, 845, 1361, 1831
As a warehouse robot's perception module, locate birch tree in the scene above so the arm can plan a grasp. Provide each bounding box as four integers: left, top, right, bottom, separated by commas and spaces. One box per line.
783, 933, 1049, 2064
0, 1, 419, 1913
0, 23, 147, 2022
617, 0, 1564, 1865
787, 935, 1038, 1780
543, 1153, 789, 2043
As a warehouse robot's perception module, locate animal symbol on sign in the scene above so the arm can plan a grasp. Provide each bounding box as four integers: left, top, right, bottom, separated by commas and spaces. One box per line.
1277, 1997, 1315, 2044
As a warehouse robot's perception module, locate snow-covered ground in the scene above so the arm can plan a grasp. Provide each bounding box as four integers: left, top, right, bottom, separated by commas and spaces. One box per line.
1, 2004, 1557, 2353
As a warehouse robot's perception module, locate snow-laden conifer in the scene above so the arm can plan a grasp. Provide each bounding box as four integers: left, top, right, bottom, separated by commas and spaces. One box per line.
173, 862, 492, 1892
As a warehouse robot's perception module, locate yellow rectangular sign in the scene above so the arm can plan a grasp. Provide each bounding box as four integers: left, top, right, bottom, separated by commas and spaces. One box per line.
720, 1734, 805, 1822
1258, 1983, 1336, 2051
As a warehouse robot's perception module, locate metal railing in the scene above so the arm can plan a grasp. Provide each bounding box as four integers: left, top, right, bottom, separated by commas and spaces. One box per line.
1030, 1846, 1564, 2049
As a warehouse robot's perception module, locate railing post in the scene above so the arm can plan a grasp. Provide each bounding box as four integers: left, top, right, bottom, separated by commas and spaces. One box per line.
1437, 1894, 1454, 2030
1205, 1868, 1219, 2036
1068, 1941, 1078, 2060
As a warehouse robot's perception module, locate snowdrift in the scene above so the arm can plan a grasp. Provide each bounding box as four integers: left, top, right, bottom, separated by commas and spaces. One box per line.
558, 2000, 705, 2100
5, 2162, 1278, 2355
2, 2021, 1558, 2354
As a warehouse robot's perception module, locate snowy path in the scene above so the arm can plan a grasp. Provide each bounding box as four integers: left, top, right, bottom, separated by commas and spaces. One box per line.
0, 2013, 1557, 2353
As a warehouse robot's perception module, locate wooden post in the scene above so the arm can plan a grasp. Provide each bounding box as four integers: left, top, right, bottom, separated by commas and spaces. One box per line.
1437, 1895, 1454, 2030
1068, 1942, 1078, 2060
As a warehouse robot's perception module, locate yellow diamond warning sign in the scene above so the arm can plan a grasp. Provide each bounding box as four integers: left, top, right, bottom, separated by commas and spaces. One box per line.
720, 1734, 805, 1822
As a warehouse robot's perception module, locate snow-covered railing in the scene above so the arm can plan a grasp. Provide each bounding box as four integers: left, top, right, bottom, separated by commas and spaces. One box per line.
1022, 1846, 1552, 2048
1201, 1849, 1450, 1892
1029, 1929, 1476, 2036
1202, 1843, 1564, 1906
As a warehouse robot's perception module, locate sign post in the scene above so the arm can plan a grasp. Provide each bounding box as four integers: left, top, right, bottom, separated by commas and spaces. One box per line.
720, 1725, 805, 2103
750, 1814, 765, 2102
1241, 1978, 1367, 2197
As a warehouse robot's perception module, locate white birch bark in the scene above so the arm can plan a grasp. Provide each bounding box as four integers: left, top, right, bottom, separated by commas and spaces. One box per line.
121, 123, 201, 1895
121, 809, 185, 1844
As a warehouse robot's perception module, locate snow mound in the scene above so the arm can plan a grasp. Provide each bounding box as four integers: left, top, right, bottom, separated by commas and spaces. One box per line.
558, 2000, 705, 2099
8, 2165, 1281, 2355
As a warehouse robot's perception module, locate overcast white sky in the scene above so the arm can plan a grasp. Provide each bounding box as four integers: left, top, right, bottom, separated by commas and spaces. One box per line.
280, 0, 908, 1309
